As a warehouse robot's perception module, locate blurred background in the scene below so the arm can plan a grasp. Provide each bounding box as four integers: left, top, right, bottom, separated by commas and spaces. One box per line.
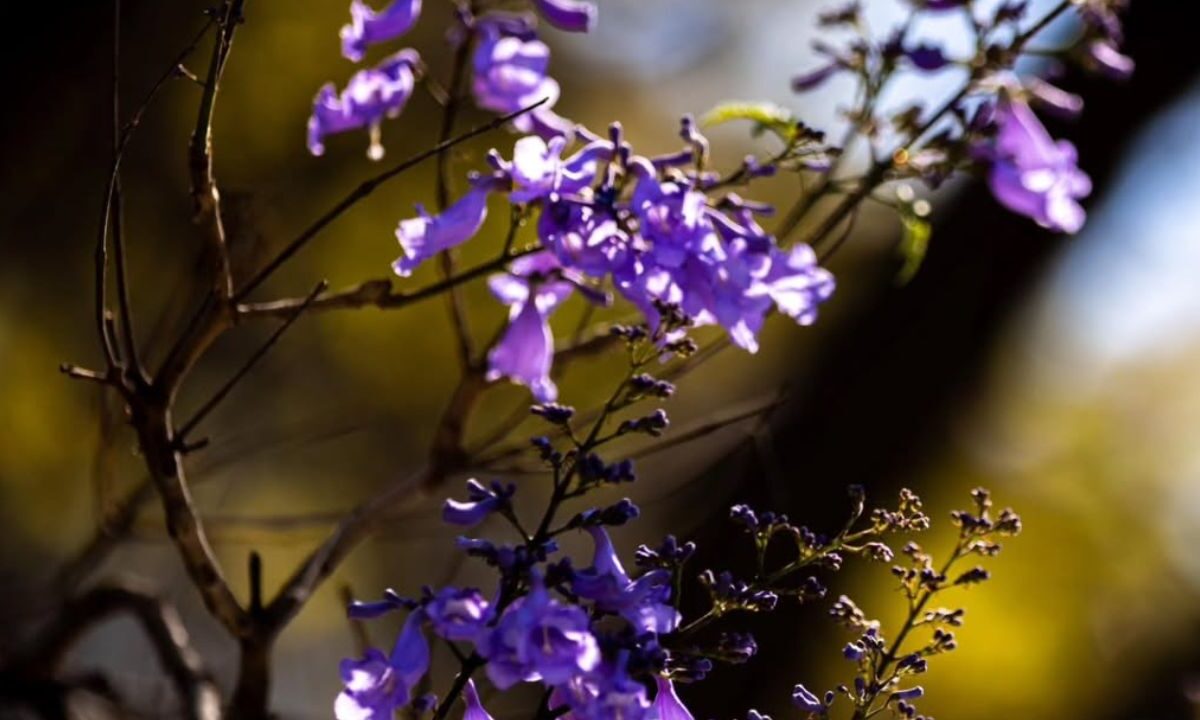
0, 0, 1197, 718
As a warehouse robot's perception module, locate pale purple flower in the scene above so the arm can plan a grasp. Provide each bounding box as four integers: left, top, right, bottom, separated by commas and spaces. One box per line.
341, 0, 423, 62
472, 17, 573, 138
462, 680, 495, 720
533, 0, 598, 33
986, 99, 1092, 233
1085, 40, 1135, 81
393, 183, 492, 277
651, 677, 694, 720
443, 479, 513, 527
792, 684, 824, 714
571, 527, 680, 634
335, 611, 430, 720
425, 587, 492, 642
752, 244, 836, 326
486, 253, 576, 402
477, 573, 600, 689
309, 50, 421, 160
553, 657, 652, 720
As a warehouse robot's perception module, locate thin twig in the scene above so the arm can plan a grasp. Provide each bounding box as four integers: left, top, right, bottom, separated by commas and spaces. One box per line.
234, 99, 548, 301
179, 280, 327, 439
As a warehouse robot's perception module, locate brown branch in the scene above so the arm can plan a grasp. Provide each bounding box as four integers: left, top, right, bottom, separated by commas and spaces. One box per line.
189, 0, 247, 301
179, 281, 326, 439
16, 583, 221, 720
234, 98, 548, 301
236, 247, 538, 320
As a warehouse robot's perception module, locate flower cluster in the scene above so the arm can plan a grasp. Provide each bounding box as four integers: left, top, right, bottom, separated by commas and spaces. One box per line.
397, 120, 836, 401
309, 0, 587, 159
790, 0, 1133, 234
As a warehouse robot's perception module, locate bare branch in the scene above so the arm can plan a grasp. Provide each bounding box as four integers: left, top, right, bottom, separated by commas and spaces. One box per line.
236, 248, 538, 320
179, 281, 327, 439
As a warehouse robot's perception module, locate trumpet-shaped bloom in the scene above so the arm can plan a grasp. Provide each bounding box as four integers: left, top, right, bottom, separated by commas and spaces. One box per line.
443, 479, 514, 527
341, 0, 423, 62
486, 253, 576, 402
308, 49, 421, 160
651, 677, 694, 720
394, 185, 491, 277
571, 527, 680, 634
425, 587, 493, 642
472, 17, 572, 138
477, 574, 600, 689
462, 680, 495, 720
335, 611, 430, 720
986, 99, 1092, 233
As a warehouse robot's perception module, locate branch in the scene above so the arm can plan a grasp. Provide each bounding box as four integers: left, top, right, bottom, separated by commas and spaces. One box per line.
236, 247, 538, 320
179, 280, 327, 439
233, 98, 548, 301
189, 0, 247, 300
16, 583, 221, 720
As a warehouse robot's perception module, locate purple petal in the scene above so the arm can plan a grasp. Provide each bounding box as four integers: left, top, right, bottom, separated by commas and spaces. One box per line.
341, 0, 423, 63
534, 0, 598, 32
653, 677, 694, 720
486, 298, 558, 402
462, 680, 495, 720
393, 187, 490, 277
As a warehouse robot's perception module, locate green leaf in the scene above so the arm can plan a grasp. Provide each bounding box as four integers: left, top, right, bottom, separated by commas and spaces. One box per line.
895, 211, 931, 286
701, 101, 798, 143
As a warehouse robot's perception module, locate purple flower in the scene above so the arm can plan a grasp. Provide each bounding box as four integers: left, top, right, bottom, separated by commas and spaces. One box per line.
486, 253, 576, 402
425, 587, 492, 642
553, 658, 652, 720
335, 611, 430, 720
533, 0, 598, 33
443, 479, 514, 527
477, 574, 600, 689
752, 244, 836, 326
572, 527, 680, 634
1025, 78, 1084, 120
792, 684, 824, 714
792, 62, 843, 92
309, 49, 421, 160
651, 677, 694, 720
985, 99, 1092, 233
462, 680, 495, 720
1085, 40, 1135, 81
341, 0, 423, 63
472, 17, 573, 138
393, 183, 493, 277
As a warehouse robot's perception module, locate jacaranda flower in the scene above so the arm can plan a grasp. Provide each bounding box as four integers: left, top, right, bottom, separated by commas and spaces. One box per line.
652, 677, 695, 720
572, 526, 680, 634
477, 573, 600, 689
443, 479, 515, 527
335, 611, 430, 720
533, 0, 598, 33
393, 181, 496, 277
792, 684, 825, 714
553, 655, 652, 720
985, 98, 1092, 233
486, 253, 577, 402
462, 680, 495, 720
308, 49, 421, 160
472, 16, 573, 138
341, 0, 423, 62
424, 587, 493, 642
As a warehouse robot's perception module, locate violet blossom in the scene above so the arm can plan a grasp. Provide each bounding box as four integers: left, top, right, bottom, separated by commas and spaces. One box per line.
424, 587, 493, 642
477, 573, 600, 689
335, 611, 430, 720
985, 98, 1092, 233
571, 526, 680, 634
462, 680, 495, 720
533, 0, 598, 33
486, 253, 577, 402
393, 180, 496, 277
651, 677, 695, 720
341, 0, 423, 62
472, 15, 574, 138
308, 49, 421, 160
443, 479, 515, 527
